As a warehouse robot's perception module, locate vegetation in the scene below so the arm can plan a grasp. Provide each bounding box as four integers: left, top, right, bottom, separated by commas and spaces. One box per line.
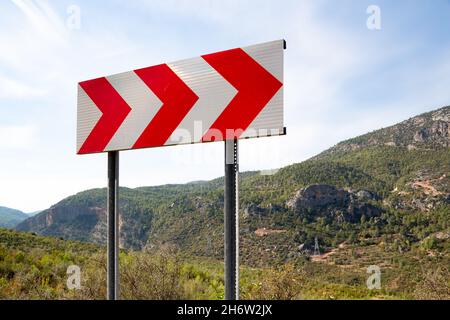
0, 229, 448, 300
5, 105, 449, 300
15, 144, 449, 266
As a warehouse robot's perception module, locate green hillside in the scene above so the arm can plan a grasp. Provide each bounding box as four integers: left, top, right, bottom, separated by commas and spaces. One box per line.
0, 206, 28, 229
16, 106, 449, 266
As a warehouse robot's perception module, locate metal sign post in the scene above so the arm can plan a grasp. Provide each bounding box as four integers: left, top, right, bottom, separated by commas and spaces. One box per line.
224, 139, 239, 300
107, 151, 119, 300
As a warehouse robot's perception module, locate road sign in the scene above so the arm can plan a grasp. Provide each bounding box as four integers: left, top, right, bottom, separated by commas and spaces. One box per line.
76, 39, 286, 301
77, 40, 285, 154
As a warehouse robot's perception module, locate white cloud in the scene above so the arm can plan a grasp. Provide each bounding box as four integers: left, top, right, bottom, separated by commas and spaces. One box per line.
0, 174, 103, 213
1, 1, 143, 102
0, 76, 46, 99
11, 0, 67, 43
0, 125, 37, 149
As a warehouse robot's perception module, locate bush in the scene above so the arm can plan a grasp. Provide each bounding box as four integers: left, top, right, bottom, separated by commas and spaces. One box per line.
243, 263, 306, 300
75, 249, 183, 300
413, 266, 450, 300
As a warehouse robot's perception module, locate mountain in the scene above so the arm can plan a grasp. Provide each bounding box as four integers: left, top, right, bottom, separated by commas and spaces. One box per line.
0, 206, 29, 228
317, 106, 450, 156
27, 210, 42, 217
16, 106, 450, 266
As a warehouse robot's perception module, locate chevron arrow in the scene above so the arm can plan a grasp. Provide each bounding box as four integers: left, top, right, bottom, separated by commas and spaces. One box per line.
132, 64, 199, 149
104, 71, 163, 151
165, 57, 238, 145
201, 48, 283, 141
78, 77, 131, 154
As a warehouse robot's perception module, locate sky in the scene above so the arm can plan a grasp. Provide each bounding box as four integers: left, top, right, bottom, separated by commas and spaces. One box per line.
1, 0, 450, 212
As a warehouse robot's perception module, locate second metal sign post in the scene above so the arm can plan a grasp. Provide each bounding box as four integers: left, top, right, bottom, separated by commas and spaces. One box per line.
224, 139, 239, 300
107, 151, 119, 300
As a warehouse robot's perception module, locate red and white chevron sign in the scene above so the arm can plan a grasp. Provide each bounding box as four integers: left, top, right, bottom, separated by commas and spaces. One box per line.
77, 40, 285, 154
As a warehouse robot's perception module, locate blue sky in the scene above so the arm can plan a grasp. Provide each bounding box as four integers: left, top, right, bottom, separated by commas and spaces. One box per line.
1, 0, 450, 212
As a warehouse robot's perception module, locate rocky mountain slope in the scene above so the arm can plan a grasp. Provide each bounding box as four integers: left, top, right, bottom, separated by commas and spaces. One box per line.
0, 206, 28, 228
317, 106, 449, 155
16, 106, 450, 266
